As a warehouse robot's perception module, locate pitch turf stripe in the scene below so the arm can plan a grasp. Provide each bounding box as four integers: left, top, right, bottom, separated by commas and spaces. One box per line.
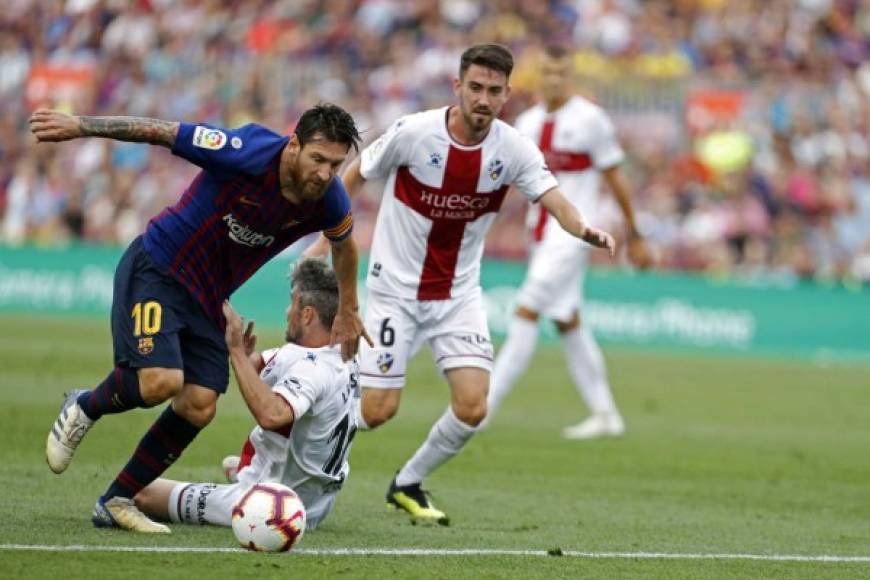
1, 545, 869, 562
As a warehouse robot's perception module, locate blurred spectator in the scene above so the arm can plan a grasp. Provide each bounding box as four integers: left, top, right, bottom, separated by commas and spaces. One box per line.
0, 0, 867, 286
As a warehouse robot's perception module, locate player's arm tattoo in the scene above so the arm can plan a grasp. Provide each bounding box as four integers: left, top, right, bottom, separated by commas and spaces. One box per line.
78, 116, 180, 148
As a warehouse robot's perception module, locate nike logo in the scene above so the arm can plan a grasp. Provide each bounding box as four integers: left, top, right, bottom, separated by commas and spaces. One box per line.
239, 195, 261, 207
281, 219, 301, 230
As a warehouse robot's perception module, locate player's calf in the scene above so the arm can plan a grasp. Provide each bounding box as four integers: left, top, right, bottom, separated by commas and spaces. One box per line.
46, 389, 94, 474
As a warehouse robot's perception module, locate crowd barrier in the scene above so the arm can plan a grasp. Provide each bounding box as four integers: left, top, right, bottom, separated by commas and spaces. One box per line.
1, 244, 867, 363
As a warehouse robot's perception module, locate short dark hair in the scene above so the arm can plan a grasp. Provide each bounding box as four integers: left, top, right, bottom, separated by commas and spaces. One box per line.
544, 44, 569, 59
459, 44, 514, 79
290, 258, 339, 329
294, 103, 361, 153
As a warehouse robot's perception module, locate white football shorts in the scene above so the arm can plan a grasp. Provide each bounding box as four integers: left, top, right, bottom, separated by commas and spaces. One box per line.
168, 480, 337, 530
359, 287, 493, 389
515, 229, 589, 323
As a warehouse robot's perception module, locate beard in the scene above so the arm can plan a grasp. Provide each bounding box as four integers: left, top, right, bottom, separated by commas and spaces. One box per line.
462, 105, 493, 133
300, 177, 328, 200
285, 322, 301, 344
287, 162, 329, 201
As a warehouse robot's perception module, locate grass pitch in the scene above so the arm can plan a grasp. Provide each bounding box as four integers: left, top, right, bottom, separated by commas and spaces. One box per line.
1, 314, 869, 579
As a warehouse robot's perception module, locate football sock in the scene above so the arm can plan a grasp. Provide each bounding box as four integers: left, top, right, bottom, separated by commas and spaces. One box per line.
395, 407, 475, 487
78, 367, 147, 421
486, 316, 539, 422
561, 326, 618, 415
104, 405, 200, 500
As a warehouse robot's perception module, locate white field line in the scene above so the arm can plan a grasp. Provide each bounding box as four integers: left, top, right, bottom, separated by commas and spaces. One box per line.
1, 544, 869, 562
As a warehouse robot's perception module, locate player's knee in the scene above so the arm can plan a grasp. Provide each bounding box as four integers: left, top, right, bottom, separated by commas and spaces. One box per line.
176, 399, 216, 427
361, 389, 401, 429
172, 387, 218, 427
138, 368, 184, 404
555, 312, 581, 334
453, 400, 487, 427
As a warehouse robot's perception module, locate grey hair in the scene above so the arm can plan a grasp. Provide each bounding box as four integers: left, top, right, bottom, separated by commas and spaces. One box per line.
290, 258, 339, 329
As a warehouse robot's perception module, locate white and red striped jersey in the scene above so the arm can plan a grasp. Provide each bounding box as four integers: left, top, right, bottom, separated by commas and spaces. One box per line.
235, 344, 359, 502
514, 95, 624, 244
360, 106, 558, 301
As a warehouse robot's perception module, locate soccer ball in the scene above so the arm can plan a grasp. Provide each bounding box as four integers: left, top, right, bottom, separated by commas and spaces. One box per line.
231, 483, 307, 552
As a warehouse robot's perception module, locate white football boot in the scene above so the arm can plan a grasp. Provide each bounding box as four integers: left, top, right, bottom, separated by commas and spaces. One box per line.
222, 455, 241, 483
46, 389, 94, 473
92, 496, 170, 534
561, 413, 625, 440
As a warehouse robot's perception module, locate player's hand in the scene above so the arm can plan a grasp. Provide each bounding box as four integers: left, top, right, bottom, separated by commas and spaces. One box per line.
29, 109, 84, 143
302, 234, 331, 260
330, 308, 374, 362
222, 301, 247, 351
582, 226, 616, 257
242, 320, 257, 357
627, 236, 653, 270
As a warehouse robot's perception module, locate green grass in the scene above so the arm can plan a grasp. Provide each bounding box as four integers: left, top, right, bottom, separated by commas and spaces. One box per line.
1, 314, 869, 579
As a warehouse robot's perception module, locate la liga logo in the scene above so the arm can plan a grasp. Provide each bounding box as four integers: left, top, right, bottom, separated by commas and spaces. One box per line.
193, 126, 228, 150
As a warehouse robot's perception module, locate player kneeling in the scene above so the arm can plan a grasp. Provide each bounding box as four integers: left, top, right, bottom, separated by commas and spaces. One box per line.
133, 260, 359, 532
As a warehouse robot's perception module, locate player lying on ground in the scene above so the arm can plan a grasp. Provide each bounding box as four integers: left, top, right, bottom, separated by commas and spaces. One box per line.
33, 104, 371, 533
306, 43, 615, 525
135, 259, 359, 530
485, 44, 652, 439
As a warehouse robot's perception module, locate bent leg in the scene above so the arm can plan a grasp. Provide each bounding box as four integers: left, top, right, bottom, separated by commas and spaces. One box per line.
395, 367, 488, 487
104, 383, 216, 501
140, 480, 242, 527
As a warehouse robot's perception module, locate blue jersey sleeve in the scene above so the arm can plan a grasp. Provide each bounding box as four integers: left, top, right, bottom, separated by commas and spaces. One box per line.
171, 123, 289, 179
320, 179, 353, 242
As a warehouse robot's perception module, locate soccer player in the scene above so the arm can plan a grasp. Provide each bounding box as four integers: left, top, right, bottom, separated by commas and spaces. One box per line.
485, 45, 652, 439
32, 104, 371, 533
308, 44, 615, 525
134, 259, 358, 531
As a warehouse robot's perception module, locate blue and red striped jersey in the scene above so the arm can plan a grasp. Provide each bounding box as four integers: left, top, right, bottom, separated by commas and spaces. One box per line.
142, 122, 353, 326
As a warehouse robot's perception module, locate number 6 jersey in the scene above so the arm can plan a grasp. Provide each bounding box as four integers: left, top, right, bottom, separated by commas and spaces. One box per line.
235, 343, 359, 504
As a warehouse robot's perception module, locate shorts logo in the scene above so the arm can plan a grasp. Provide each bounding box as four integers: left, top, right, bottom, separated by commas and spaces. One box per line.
487, 158, 504, 180
137, 337, 154, 355
377, 352, 394, 373
192, 126, 227, 150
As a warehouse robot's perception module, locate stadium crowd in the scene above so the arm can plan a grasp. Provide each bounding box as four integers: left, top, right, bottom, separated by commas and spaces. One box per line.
1, 0, 868, 284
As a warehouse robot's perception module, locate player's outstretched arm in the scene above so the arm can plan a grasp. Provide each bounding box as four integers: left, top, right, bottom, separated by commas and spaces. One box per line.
329, 236, 374, 361
602, 166, 652, 269
539, 187, 616, 255
302, 158, 367, 260
223, 301, 294, 432
29, 109, 179, 148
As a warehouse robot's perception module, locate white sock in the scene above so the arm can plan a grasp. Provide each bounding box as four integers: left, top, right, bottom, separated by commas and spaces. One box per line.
395, 407, 476, 486
485, 316, 540, 423
353, 395, 370, 431
561, 326, 618, 416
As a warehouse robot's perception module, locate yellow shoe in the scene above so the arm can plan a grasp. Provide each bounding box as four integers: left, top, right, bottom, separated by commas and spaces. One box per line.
386, 477, 449, 526
92, 496, 170, 534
